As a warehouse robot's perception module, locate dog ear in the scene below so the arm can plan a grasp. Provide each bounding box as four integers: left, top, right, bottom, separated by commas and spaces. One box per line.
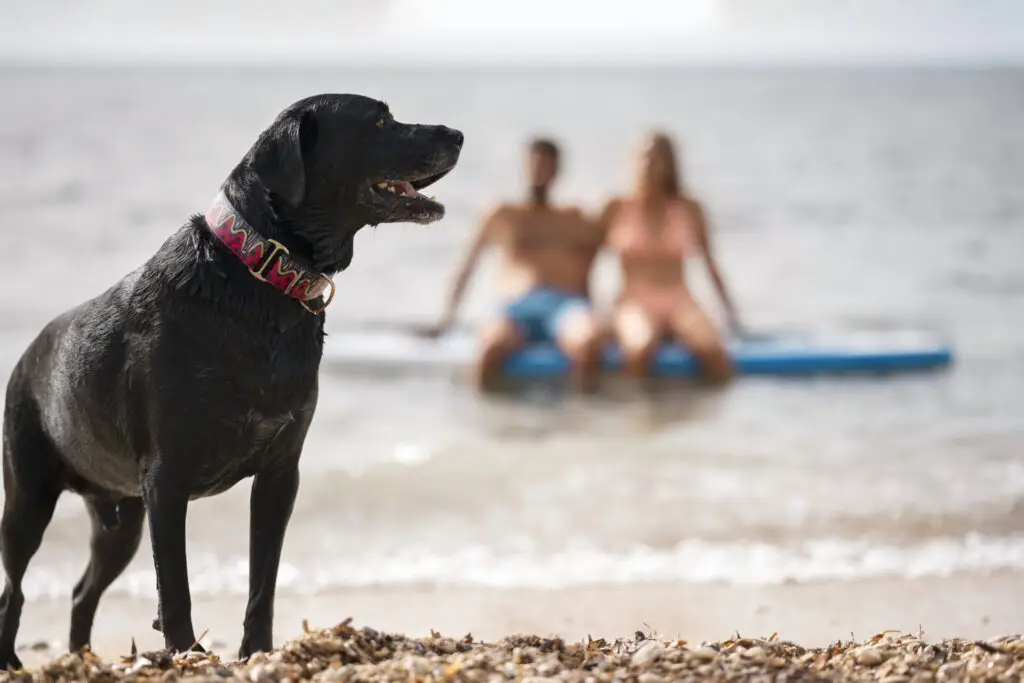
250, 110, 317, 207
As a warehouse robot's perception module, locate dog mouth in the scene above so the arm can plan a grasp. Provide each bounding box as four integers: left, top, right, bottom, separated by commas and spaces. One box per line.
368, 167, 452, 222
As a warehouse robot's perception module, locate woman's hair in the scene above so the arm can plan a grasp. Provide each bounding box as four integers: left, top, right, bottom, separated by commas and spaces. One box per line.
636, 131, 685, 199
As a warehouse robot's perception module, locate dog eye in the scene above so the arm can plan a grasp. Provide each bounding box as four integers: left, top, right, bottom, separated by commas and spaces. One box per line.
376, 118, 385, 128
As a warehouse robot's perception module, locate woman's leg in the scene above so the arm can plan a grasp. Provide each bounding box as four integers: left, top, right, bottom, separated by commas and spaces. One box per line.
612, 302, 663, 378
669, 301, 733, 383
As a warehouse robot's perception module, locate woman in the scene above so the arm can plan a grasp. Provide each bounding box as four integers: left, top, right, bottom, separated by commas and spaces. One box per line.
600, 132, 740, 382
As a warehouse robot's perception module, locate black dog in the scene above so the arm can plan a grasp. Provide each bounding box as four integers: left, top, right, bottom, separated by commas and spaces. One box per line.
0, 94, 462, 667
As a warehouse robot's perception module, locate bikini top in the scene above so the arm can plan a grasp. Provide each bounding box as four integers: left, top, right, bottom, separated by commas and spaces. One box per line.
606, 200, 700, 261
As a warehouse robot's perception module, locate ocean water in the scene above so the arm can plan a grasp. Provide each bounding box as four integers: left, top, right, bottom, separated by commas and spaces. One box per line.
1, 64, 1023, 600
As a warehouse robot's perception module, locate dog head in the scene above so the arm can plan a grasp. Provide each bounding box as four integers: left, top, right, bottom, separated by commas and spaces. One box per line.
226, 93, 463, 273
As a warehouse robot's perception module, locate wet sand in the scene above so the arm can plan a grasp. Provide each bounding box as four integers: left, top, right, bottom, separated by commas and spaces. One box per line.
12, 573, 1022, 667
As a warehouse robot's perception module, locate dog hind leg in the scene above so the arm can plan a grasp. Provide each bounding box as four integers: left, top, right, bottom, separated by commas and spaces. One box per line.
68, 497, 145, 652
0, 400, 63, 670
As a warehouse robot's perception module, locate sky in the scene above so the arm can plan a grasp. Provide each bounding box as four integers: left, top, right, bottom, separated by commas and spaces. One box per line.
2, 0, 1024, 66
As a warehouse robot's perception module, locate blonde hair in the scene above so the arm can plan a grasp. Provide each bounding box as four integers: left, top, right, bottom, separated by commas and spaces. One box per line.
635, 131, 686, 199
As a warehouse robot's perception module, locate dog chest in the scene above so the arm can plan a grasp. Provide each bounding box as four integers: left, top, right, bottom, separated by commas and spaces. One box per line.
240, 408, 297, 451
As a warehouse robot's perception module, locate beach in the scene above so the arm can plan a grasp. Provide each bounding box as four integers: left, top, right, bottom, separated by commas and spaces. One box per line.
10, 574, 1022, 668
1, 63, 1023, 676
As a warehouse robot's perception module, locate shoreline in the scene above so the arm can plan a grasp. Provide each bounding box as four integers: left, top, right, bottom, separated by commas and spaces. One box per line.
12, 573, 1022, 667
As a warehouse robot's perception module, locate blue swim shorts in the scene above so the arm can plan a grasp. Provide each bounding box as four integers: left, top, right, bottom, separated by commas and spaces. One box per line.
503, 287, 591, 343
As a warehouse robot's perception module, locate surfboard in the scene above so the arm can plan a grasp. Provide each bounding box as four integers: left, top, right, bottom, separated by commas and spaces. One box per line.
322, 328, 954, 378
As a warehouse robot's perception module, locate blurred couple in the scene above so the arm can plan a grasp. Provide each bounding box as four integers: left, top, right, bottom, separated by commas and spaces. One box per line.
427, 133, 742, 393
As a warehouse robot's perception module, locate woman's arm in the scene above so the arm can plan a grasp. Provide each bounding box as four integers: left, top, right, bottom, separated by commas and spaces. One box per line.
692, 200, 741, 331
594, 198, 621, 246
576, 199, 620, 305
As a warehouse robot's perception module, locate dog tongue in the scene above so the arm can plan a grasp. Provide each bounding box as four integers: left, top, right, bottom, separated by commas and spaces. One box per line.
395, 181, 418, 198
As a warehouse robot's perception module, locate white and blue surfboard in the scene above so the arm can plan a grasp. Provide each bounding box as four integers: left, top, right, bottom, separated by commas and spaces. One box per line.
322, 327, 954, 378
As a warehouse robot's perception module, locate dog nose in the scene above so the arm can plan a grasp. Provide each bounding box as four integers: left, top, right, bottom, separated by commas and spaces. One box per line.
437, 126, 463, 147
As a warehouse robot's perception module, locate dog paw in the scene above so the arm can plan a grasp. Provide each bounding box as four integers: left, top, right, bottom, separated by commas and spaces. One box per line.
164, 637, 206, 655
0, 650, 24, 672
238, 637, 272, 661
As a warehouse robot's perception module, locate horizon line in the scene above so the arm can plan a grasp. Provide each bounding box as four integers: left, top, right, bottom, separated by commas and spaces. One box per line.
3, 53, 1023, 70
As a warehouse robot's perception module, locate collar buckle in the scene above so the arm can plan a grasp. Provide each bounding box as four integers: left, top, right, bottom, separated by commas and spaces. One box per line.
299, 276, 336, 314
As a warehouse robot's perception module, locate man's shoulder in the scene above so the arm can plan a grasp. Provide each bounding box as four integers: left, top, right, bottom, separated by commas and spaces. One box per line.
553, 203, 586, 219
479, 202, 517, 224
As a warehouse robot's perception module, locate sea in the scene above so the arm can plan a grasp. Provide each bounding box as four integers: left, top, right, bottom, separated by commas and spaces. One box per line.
1, 64, 1022, 601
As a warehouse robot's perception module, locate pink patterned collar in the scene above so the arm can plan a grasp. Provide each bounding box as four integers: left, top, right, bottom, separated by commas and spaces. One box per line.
203, 192, 335, 314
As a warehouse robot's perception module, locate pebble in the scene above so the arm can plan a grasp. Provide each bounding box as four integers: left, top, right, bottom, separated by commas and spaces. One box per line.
690, 646, 719, 662
247, 664, 278, 683
536, 660, 562, 676
636, 672, 664, 683
5, 623, 1022, 683
936, 661, 966, 680
856, 647, 886, 666
630, 641, 665, 667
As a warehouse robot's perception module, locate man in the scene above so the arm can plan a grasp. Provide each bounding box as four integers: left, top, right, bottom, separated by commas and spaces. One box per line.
429, 138, 605, 392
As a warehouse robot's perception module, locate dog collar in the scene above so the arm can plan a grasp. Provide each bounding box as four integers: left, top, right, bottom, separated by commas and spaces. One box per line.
203, 192, 335, 314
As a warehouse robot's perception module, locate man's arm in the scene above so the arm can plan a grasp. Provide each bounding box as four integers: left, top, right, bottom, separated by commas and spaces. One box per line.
692, 200, 741, 332
428, 206, 503, 335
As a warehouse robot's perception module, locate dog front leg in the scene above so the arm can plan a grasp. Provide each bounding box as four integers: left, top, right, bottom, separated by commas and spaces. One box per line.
140, 465, 202, 652
239, 463, 299, 659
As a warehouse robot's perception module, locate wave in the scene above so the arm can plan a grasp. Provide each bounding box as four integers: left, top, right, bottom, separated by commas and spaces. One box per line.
21, 533, 1024, 601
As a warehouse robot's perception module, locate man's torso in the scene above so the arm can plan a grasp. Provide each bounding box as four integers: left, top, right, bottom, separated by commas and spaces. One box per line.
491, 203, 600, 299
